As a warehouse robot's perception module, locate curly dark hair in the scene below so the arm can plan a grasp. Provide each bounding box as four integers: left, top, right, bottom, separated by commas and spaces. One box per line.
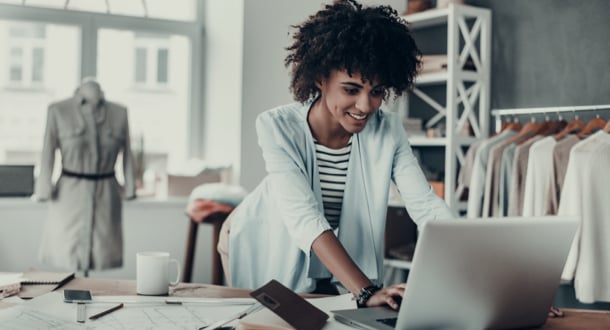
285, 0, 421, 103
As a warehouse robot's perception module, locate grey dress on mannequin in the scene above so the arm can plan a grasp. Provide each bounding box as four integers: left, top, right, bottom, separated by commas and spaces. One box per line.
35, 79, 136, 271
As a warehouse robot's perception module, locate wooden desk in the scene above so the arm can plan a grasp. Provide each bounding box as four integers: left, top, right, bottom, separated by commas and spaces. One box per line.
53, 278, 610, 329
63, 277, 250, 299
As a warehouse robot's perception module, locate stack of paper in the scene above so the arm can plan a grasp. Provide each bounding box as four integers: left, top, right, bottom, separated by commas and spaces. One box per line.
240, 308, 294, 330
0, 272, 23, 299
0, 271, 74, 299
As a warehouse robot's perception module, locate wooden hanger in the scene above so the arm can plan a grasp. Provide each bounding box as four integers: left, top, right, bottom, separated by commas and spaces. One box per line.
554, 116, 585, 140
503, 117, 542, 145
551, 119, 568, 135
537, 116, 566, 136
500, 119, 511, 132
501, 118, 522, 132
604, 120, 610, 133
576, 115, 606, 138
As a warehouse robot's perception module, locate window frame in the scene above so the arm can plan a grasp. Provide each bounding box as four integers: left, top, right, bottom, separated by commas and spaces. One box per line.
5, 22, 47, 88
0, 2, 206, 158
133, 35, 170, 90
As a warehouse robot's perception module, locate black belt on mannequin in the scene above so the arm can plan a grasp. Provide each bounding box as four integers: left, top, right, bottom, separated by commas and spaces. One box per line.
61, 169, 115, 180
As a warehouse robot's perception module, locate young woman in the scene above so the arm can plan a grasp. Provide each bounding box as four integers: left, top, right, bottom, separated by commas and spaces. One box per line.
218, 0, 454, 309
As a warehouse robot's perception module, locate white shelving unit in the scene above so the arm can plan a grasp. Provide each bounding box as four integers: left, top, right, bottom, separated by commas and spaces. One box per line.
403, 4, 492, 213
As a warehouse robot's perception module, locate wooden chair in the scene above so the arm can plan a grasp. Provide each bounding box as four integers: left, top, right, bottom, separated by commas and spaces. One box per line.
182, 192, 239, 284
180, 180, 247, 285
182, 211, 231, 284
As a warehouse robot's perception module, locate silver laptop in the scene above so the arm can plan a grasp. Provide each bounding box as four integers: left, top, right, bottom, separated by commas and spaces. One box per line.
332, 216, 579, 330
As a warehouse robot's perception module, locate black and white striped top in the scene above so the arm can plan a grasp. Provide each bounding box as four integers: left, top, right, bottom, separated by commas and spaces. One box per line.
315, 138, 352, 229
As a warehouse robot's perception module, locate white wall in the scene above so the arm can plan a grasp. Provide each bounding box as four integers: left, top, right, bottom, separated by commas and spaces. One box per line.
202, 0, 244, 184
237, 0, 407, 190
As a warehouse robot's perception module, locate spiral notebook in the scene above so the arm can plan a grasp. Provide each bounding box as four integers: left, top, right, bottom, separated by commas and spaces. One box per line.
21, 271, 74, 286
18, 271, 75, 299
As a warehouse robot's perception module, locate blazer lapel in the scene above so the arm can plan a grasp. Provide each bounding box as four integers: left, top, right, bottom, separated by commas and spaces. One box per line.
338, 133, 379, 279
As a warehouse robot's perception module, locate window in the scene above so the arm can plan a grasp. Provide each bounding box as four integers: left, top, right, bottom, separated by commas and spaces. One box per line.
157, 48, 168, 83
98, 29, 190, 173
0, 19, 79, 164
32, 47, 44, 82
9, 47, 23, 81
0, 0, 197, 21
132, 34, 170, 88
0, 3, 203, 194
5, 22, 47, 87
135, 47, 147, 83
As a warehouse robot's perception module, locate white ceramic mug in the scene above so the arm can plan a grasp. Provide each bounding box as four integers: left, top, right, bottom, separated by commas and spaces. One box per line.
136, 251, 180, 295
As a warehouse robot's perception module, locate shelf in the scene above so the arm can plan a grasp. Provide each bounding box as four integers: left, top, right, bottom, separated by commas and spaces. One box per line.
415, 70, 480, 86
408, 136, 478, 147
384, 258, 412, 270
399, 4, 491, 215
403, 4, 490, 30
402, 7, 450, 29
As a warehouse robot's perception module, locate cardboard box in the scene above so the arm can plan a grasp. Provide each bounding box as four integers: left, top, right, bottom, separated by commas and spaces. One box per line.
167, 166, 231, 197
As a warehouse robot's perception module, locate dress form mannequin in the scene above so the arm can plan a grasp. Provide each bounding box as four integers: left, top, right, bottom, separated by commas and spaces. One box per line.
35, 77, 136, 273
77, 78, 104, 106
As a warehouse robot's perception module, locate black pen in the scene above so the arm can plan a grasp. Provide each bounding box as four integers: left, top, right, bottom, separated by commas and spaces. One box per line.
89, 303, 124, 320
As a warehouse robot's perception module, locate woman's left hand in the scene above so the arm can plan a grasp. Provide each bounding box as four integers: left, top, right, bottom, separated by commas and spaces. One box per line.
365, 283, 406, 310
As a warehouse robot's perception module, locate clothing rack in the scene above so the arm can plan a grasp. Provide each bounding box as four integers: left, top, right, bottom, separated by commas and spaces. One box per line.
491, 104, 610, 132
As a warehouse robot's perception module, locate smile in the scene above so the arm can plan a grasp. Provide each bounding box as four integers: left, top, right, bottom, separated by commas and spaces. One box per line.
348, 112, 367, 120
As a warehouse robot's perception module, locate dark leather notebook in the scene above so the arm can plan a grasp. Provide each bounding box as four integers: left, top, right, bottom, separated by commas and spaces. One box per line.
250, 279, 328, 330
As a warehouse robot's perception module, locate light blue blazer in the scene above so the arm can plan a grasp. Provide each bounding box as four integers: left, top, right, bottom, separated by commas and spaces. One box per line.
229, 101, 454, 292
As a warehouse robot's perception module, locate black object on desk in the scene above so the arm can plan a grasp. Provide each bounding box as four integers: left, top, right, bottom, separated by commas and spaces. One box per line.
250, 279, 328, 330
63, 289, 92, 303
0, 164, 34, 196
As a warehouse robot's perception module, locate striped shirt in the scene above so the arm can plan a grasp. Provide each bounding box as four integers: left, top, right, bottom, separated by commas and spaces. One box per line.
315, 138, 352, 229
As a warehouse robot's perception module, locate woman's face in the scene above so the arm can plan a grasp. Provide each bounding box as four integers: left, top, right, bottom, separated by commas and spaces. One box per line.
317, 70, 385, 134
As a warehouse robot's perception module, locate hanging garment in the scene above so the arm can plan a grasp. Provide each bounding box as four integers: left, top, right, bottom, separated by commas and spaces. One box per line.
35, 95, 135, 271
497, 144, 516, 216
482, 140, 514, 217
507, 136, 543, 216
559, 131, 610, 303
522, 137, 556, 216
466, 130, 516, 218
545, 135, 579, 215
457, 138, 484, 196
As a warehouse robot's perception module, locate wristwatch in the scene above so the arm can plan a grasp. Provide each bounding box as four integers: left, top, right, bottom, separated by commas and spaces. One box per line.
356, 284, 382, 308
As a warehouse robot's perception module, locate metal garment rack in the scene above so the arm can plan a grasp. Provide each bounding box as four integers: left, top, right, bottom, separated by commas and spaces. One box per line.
490, 104, 610, 132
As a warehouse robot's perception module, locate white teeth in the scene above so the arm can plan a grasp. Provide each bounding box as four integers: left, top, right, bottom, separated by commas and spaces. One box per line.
348, 113, 367, 120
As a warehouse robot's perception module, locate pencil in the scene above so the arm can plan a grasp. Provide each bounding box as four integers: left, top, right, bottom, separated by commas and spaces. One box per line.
89, 303, 124, 320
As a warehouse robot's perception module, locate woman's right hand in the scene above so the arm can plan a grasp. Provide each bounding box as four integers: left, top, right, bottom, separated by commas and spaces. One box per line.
365, 283, 406, 310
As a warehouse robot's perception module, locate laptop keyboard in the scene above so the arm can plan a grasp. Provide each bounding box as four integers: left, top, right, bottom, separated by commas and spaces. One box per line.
376, 317, 398, 327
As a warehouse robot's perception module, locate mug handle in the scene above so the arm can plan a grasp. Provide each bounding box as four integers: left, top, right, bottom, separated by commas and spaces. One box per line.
169, 258, 181, 286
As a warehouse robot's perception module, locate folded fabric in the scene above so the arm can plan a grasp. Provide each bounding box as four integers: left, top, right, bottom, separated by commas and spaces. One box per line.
420, 54, 476, 74
186, 199, 235, 223
420, 55, 448, 73
0, 272, 21, 299
187, 182, 248, 206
